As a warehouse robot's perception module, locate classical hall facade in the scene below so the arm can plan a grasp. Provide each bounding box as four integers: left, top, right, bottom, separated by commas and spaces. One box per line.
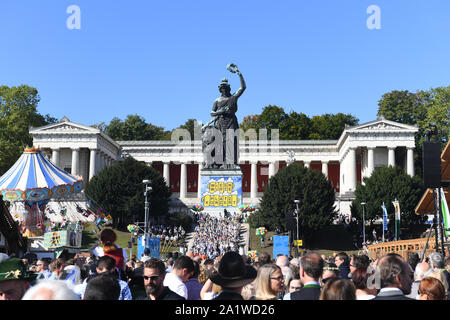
30, 116, 418, 216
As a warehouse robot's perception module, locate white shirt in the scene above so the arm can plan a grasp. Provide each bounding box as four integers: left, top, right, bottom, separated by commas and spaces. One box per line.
163, 272, 188, 299
378, 287, 404, 294
356, 294, 376, 300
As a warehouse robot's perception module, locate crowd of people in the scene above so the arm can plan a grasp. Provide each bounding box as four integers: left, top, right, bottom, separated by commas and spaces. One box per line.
1, 230, 449, 300
190, 214, 242, 259
148, 224, 186, 243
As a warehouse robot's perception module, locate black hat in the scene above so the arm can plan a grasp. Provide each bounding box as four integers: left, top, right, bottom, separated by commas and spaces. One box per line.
210, 251, 257, 288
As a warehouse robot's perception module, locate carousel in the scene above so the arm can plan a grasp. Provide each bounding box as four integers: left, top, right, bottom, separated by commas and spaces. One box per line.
0, 147, 105, 257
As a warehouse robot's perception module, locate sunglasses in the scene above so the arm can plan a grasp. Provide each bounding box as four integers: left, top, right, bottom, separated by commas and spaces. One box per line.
143, 275, 160, 281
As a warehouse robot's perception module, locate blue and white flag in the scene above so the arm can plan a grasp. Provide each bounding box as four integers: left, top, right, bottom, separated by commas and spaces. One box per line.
381, 203, 388, 231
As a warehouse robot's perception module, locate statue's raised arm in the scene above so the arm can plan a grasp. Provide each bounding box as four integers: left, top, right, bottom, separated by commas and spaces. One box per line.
227, 63, 246, 98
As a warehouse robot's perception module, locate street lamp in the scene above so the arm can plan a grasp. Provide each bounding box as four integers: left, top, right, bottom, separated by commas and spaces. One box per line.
294, 200, 300, 243
361, 202, 366, 246
143, 179, 152, 238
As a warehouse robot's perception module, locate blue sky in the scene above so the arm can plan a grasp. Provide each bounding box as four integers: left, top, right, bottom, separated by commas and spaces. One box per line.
1, 1, 449, 131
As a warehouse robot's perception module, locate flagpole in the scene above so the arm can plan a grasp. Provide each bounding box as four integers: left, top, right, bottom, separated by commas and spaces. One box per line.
393, 199, 399, 241
438, 188, 446, 255
382, 202, 385, 242
395, 215, 397, 241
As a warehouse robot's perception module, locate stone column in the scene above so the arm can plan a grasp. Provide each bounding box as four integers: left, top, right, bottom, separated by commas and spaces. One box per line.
52, 148, 60, 167
96, 152, 102, 172
89, 149, 97, 181
268, 162, 276, 178
322, 161, 328, 178
180, 162, 187, 199
251, 161, 258, 199
347, 148, 357, 192
367, 147, 375, 176
197, 162, 203, 199
304, 161, 310, 168
388, 147, 396, 167
100, 152, 106, 171
163, 162, 170, 188
407, 147, 414, 177
71, 148, 80, 176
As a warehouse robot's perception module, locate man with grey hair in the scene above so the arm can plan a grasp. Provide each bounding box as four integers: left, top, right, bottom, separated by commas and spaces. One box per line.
22, 280, 80, 300
275, 255, 289, 268
287, 252, 323, 300
428, 252, 449, 296
372, 253, 414, 300
429, 252, 445, 270
406, 261, 431, 299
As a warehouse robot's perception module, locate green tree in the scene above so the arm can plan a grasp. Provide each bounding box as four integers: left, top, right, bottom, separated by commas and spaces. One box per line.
85, 157, 171, 229
173, 118, 202, 141
417, 87, 450, 148
377, 86, 450, 176
351, 166, 425, 237
0, 85, 57, 174
377, 90, 426, 125
248, 163, 336, 243
256, 105, 288, 136
103, 114, 170, 141
240, 114, 259, 132
310, 113, 359, 140
282, 111, 311, 140
240, 106, 357, 140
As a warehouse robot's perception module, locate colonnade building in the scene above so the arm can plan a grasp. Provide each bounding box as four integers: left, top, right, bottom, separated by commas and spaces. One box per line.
30, 116, 418, 216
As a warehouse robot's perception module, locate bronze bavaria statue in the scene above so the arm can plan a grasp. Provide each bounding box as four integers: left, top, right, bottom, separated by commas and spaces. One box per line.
202, 64, 246, 169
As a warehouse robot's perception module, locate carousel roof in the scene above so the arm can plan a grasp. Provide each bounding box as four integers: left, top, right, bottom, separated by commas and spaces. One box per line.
0, 147, 83, 202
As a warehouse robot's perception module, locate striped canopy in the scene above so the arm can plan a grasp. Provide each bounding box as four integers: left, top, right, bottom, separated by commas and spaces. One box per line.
0, 147, 83, 202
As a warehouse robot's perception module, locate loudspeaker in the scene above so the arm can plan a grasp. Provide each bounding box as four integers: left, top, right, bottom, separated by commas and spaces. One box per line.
422, 142, 441, 188
285, 211, 296, 235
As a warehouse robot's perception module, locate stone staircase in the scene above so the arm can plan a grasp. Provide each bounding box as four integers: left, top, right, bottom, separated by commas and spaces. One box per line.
185, 219, 250, 256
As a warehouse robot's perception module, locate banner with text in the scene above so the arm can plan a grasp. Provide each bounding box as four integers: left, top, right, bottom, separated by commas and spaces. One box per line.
201, 176, 242, 210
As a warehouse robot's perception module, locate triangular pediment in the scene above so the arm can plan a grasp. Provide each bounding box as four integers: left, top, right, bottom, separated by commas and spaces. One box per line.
347, 117, 418, 132
30, 121, 100, 134
336, 117, 419, 148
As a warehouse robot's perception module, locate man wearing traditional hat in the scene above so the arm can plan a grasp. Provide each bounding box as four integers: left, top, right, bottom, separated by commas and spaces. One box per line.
0, 253, 37, 300
210, 251, 257, 300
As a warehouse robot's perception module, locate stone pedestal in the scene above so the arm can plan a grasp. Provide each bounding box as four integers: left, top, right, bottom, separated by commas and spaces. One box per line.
200, 168, 243, 216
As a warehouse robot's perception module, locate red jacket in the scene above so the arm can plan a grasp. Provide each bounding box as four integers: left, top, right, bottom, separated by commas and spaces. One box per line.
104, 247, 125, 270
